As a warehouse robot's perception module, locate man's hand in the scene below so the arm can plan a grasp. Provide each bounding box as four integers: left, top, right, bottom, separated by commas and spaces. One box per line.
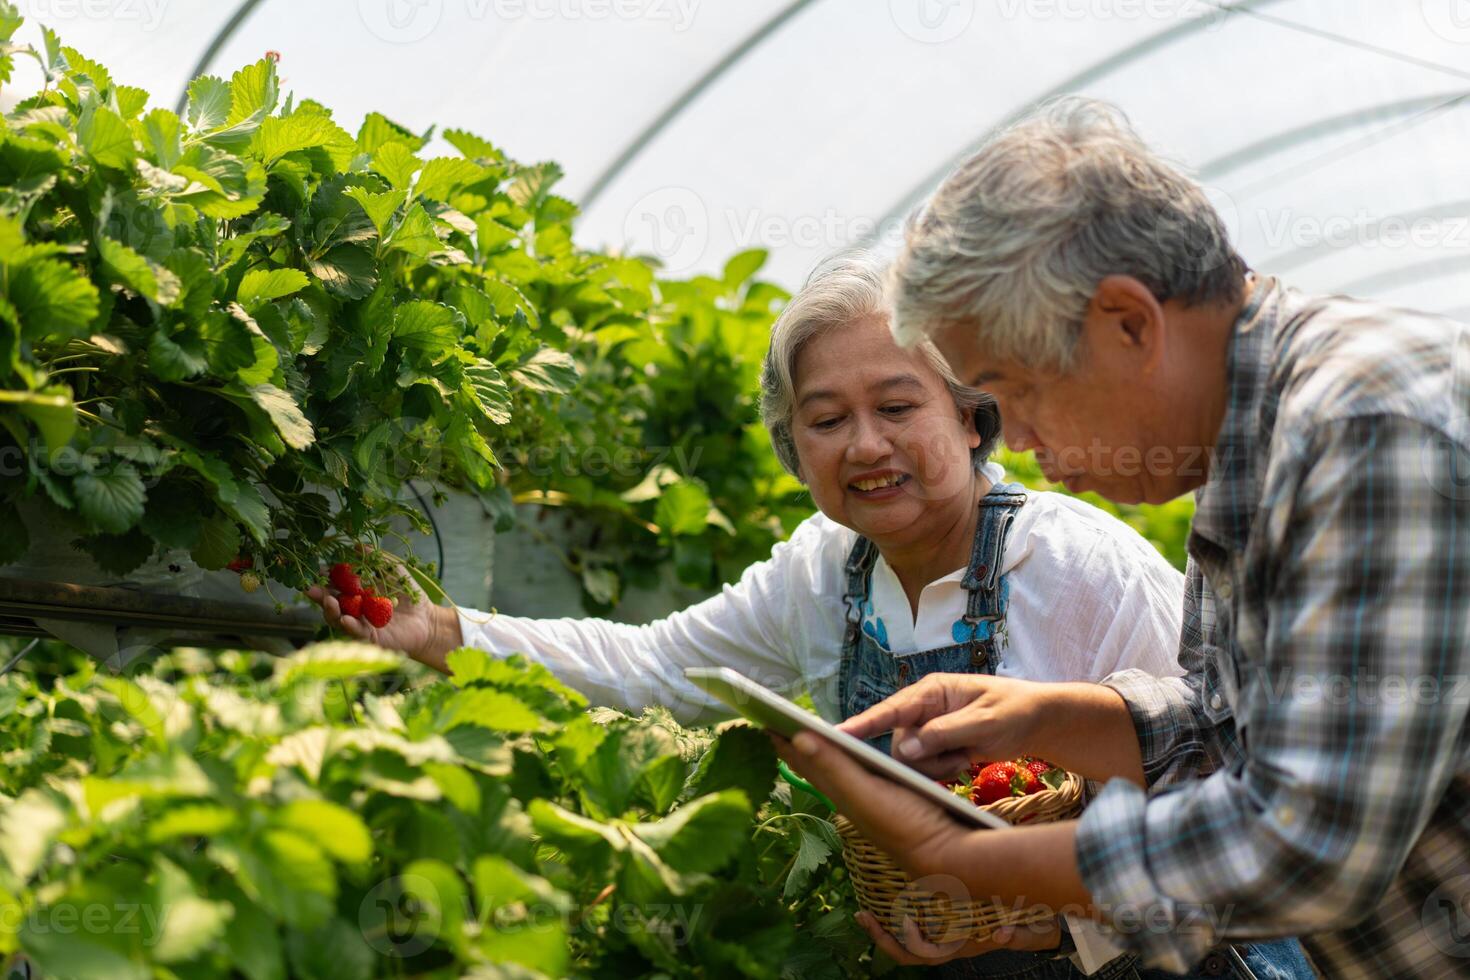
838, 673, 1147, 786
837, 673, 1050, 777
856, 910, 1062, 966
771, 730, 969, 881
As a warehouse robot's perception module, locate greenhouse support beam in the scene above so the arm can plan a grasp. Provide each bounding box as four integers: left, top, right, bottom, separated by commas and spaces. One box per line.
173, 0, 269, 115
863, 0, 1287, 241
580, 0, 822, 209
0, 576, 320, 641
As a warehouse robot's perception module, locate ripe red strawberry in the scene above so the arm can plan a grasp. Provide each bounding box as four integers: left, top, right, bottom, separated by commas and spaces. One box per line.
338, 593, 363, 618
1014, 766, 1041, 795
1024, 758, 1054, 782
362, 594, 393, 628
971, 761, 1020, 806
329, 563, 362, 596
227, 556, 252, 573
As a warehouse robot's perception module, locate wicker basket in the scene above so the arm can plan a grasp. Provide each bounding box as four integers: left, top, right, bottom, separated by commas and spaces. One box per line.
835, 771, 1086, 945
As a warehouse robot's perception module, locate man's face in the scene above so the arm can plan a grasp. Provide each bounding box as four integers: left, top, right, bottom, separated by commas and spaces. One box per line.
932, 309, 1203, 505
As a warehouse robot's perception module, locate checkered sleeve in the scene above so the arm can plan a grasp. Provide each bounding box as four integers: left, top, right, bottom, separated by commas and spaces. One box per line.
1074, 415, 1470, 973
1099, 559, 1227, 788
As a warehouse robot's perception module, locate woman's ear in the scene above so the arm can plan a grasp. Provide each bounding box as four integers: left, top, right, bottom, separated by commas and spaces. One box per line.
964, 407, 982, 451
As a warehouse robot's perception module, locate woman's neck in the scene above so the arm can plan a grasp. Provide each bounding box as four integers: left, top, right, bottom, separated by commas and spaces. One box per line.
877, 474, 992, 619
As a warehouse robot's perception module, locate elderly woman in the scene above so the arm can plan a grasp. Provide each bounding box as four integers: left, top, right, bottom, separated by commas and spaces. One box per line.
309, 255, 1190, 976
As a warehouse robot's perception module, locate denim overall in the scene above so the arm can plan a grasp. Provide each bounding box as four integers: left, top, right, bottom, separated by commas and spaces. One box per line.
834, 483, 1316, 980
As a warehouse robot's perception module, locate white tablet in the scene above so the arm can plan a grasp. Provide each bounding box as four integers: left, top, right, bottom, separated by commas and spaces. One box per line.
684, 666, 1006, 830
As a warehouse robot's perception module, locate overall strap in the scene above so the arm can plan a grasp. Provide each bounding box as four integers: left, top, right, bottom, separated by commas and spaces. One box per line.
841, 535, 879, 638
837, 535, 879, 708
959, 482, 1028, 668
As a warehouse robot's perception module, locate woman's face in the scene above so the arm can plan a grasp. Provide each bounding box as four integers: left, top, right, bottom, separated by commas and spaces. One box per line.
791, 314, 982, 547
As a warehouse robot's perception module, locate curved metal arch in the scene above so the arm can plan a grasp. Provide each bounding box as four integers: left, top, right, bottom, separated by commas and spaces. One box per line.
1332, 254, 1470, 298
1198, 92, 1470, 182
173, 0, 270, 115
860, 0, 1287, 243
1259, 198, 1470, 276
865, 0, 1470, 244
580, 0, 823, 210
1226, 93, 1470, 205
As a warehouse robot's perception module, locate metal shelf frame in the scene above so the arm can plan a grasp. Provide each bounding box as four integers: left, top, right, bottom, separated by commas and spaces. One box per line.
0, 575, 321, 646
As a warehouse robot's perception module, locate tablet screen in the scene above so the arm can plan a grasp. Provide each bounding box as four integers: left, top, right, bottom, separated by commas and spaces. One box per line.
685, 667, 1005, 830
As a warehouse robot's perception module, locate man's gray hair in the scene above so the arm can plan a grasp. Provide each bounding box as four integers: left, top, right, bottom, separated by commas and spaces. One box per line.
760, 252, 1001, 480
889, 97, 1245, 373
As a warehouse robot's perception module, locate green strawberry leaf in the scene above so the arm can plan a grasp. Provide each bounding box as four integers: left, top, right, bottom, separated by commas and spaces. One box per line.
371, 141, 422, 190
237, 268, 309, 311
0, 386, 75, 452
74, 463, 147, 534
97, 236, 177, 305
227, 58, 279, 127
147, 329, 210, 381
722, 248, 767, 290
342, 186, 405, 238
197, 311, 256, 374
384, 203, 439, 258
392, 300, 460, 362
688, 723, 777, 808
508, 346, 578, 394
631, 789, 751, 873
462, 357, 512, 426
140, 108, 184, 168
782, 823, 836, 899
190, 511, 242, 569
415, 157, 486, 202
307, 245, 377, 299
253, 111, 352, 167
271, 800, 372, 865
150, 857, 232, 964
78, 104, 136, 169
285, 917, 373, 980
654, 481, 712, 537
238, 382, 313, 449
435, 688, 545, 734
6, 257, 100, 339
185, 75, 231, 130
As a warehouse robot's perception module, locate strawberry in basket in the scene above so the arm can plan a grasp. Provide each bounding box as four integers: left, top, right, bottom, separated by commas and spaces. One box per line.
935, 757, 1065, 807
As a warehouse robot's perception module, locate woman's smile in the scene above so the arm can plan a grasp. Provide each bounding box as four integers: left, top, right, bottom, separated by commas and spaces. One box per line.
848, 470, 912, 500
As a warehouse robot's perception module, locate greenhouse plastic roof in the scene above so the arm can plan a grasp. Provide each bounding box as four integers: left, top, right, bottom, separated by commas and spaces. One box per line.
7, 1, 1470, 317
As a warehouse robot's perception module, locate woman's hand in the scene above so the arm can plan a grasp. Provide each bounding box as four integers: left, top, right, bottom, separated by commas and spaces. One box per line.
303, 559, 455, 670
855, 911, 1062, 966
838, 673, 1050, 777
773, 729, 1095, 937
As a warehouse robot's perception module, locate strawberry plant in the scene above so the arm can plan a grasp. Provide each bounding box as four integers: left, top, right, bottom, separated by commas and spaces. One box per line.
503, 251, 813, 609
0, 6, 811, 613
0, 636, 874, 978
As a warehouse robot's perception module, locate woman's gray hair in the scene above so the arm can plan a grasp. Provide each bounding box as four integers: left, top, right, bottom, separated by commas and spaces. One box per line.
889, 97, 1245, 373
760, 252, 1001, 480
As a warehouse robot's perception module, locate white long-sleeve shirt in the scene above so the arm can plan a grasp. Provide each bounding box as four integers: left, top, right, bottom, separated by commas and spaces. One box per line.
457, 468, 1186, 726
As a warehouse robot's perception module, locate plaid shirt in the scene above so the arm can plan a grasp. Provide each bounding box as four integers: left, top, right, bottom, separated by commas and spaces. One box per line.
1074, 276, 1470, 977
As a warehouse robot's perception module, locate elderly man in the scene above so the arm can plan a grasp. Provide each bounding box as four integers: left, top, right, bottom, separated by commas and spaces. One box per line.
780, 97, 1470, 978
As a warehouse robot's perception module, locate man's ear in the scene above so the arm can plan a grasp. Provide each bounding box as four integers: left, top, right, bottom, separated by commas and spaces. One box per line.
1086, 275, 1166, 370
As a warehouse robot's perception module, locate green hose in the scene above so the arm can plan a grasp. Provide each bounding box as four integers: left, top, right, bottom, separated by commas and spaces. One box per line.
777, 760, 835, 813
